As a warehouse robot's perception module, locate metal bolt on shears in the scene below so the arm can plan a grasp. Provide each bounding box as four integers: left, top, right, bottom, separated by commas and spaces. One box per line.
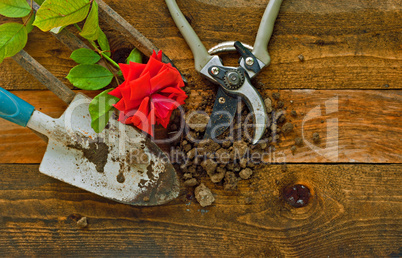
165, 0, 283, 144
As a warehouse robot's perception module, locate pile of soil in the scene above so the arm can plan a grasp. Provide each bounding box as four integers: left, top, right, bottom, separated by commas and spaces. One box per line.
168, 91, 300, 202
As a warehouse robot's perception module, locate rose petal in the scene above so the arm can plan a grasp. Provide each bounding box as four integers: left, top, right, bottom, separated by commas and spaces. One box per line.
152, 94, 178, 111
114, 99, 126, 111
119, 63, 131, 79
140, 55, 165, 78
118, 111, 131, 124
149, 67, 182, 93
127, 62, 146, 81
129, 72, 152, 102
130, 97, 150, 126
113, 50, 187, 136
156, 109, 172, 128
151, 50, 163, 62
109, 86, 123, 99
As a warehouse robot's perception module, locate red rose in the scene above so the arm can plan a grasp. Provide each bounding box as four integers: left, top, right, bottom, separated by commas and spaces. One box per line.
109, 51, 187, 136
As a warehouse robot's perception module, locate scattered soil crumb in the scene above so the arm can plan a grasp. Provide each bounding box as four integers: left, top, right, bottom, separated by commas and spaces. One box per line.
183, 173, 193, 180
272, 92, 280, 100
295, 137, 303, 146
143, 196, 150, 202
186, 113, 209, 132
195, 183, 215, 207
222, 140, 232, 148
224, 172, 239, 190
313, 132, 320, 143
209, 167, 226, 183
201, 159, 217, 176
282, 164, 287, 172
239, 168, 253, 180
184, 178, 199, 187
298, 54, 305, 62
282, 122, 294, 134
277, 101, 284, 108
77, 217, 88, 228
291, 110, 297, 117
291, 145, 296, 155
264, 97, 273, 113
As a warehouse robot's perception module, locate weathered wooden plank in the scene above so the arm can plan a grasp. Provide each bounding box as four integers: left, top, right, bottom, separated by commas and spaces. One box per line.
0, 90, 400, 164
186, 89, 402, 163
0, 164, 400, 256
0, 0, 401, 90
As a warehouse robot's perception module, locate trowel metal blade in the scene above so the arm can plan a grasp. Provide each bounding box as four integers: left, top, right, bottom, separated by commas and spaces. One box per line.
37, 94, 179, 206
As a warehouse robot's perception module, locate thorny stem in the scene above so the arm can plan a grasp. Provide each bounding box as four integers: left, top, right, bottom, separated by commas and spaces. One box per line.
74, 24, 120, 70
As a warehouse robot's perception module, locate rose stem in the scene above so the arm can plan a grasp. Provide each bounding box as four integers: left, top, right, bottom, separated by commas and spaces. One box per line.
73, 24, 120, 70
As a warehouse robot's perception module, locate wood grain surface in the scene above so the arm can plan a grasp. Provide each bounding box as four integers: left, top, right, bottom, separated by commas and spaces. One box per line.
0, 0, 401, 256
0, 164, 400, 257
0, 0, 401, 91
0, 90, 400, 164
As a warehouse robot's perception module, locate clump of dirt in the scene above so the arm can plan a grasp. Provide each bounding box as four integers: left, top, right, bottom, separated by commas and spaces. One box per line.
239, 168, 253, 180
264, 97, 273, 113
312, 132, 320, 143
184, 178, 199, 187
272, 92, 280, 100
282, 122, 294, 134
295, 137, 303, 146
186, 113, 209, 132
195, 183, 215, 207
68, 214, 88, 229
76, 217, 88, 228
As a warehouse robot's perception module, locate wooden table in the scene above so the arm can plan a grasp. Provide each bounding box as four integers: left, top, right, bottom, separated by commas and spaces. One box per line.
0, 0, 401, 256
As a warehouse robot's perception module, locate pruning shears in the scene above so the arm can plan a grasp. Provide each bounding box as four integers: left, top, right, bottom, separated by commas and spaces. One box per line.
165, 0, 283, 144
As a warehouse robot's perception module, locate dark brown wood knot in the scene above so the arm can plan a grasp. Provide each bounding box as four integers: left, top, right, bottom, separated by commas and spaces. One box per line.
283, 184, 311, 208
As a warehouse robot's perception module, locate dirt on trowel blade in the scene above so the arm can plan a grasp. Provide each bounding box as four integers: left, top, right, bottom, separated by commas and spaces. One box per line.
35, 93, 179, 206
67, 141, 109, 173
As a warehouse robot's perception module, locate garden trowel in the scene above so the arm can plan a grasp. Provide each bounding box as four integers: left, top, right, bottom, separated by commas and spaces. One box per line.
0, 86, 179, 206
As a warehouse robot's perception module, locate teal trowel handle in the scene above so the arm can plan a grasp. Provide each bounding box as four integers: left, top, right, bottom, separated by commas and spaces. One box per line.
0, 87, 34, 127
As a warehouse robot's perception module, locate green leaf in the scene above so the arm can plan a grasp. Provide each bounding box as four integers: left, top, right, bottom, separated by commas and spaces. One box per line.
0, 0, 31, 18
66, 64, 114, 90
33, 0, 91, 31
35, 0, 45, 5
97, 28, 110, 57
70, 48, 101, 64
89, 89, 119, 133
126, 48, 142, 64
79, 1, 99, 41
22, 13, 35, 33
0, 23, 28, 64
